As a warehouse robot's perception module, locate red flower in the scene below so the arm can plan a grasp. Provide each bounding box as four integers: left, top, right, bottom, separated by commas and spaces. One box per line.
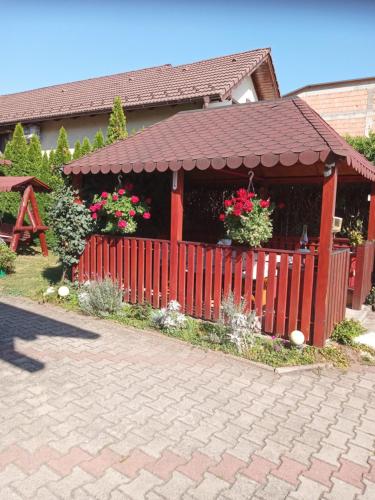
233, 209, 242, 217
129, 209, 136, 217
131, 195, 139, 204
124, 183, 134, 192
89, 204, 97, 212
260, 199, 270, 209
101, 200, 107, 206
145, 197, 152, 205
118, 220, 127, 228
224, 199, 232, 208
118, 189, 125, 196
248, 192, 256, 199
115, 210, 123, 217
101, 192, 108, 199
236, 188, 248, 200
219, 213, 225, 221
243, 201, 253, 213
112, 194, 118, 201
91, 213, 98, 220
143, 212, 151, 219
234, 201, 244, 211
277, 202, 286, 209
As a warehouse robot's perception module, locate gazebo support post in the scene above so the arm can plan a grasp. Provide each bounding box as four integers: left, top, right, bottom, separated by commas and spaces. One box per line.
313, 165, 338, 347
170, 170, 184, 300
72, 174, 83, 203
368, 182, 375, 240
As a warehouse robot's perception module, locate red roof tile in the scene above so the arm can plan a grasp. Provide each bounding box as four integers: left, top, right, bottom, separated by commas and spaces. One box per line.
0, 48, 278, 126
63, 97, 375, 181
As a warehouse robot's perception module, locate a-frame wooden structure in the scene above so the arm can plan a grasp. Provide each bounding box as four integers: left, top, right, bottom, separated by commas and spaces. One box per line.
0, 176, 51, 256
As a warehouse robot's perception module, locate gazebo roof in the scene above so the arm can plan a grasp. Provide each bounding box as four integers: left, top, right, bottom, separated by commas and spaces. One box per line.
0, 176, 51, 193
64, 97, 375, 181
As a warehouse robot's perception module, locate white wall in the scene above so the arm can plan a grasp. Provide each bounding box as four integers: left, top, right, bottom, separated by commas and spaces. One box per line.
231, 76, 258, 103
39, 102, 199, 152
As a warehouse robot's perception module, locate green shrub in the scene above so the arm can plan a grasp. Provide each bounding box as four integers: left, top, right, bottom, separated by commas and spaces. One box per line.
78, 279, 122, 317
331, 319, 365, 346
0, 244, 16, 273
366, 287, 375, 311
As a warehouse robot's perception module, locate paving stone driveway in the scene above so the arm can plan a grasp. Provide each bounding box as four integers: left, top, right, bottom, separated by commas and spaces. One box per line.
1, 296, 375, 500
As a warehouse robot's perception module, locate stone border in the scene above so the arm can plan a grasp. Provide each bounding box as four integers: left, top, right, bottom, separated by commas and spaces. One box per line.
3, 295, 333, 376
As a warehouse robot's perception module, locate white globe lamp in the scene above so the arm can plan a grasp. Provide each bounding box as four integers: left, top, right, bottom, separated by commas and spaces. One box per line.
290, 330, 305, 347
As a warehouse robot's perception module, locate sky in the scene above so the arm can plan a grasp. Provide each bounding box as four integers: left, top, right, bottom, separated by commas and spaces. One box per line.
0, 0, 374, 96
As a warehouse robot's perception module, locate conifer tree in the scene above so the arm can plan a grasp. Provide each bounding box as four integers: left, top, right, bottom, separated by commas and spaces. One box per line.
106, 96, 127, 144
80, 137, 92, 156
49, 150, 55, 169
92, 129, 105, 150
73, 140, 82, 160
27, 134, 43, 176
54, 127, 71, 167
3, 123, 30, 175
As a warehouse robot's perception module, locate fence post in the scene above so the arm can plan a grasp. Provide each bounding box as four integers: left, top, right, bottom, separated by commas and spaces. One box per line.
170, 170, 184, 300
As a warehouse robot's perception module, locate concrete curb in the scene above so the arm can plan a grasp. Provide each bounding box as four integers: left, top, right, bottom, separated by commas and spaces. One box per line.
1, 294, 333, 376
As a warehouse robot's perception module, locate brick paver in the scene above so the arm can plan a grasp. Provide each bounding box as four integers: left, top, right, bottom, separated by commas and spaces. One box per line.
1, 296, 375, 499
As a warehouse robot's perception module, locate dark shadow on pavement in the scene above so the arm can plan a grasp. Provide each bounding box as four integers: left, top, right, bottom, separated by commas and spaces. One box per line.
0, 301, 99, 373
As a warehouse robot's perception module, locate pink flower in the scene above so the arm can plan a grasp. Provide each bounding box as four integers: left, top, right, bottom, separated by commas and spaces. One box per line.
112, 194, 118, 201
224, 199, 232, 208
115, 210, 123, 217
131, 195, 139, 204
129, 209, 136, 217
118, 189, 125, 196
236, 188, 248, 200
248, 192, 256, 199
233, 209, 242, 217
118, 220, 127, 228
143, 212, 151, 219
260, 199, 270, 209
243, 201, 253, 213
101, 200, 107, 206
219, 213, 225, 221
91, 213, 98, 220
101, 192, 108, 199
89, 204, 97, 212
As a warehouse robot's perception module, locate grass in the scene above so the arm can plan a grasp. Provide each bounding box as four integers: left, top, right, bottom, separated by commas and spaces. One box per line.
1, 248, 373, 370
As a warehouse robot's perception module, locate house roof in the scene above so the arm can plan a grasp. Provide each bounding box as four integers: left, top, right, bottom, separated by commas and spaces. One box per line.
0, 176, 51, 193
285, 76, 375, 96
0, 48, 279, 127
64, 97, 375, 182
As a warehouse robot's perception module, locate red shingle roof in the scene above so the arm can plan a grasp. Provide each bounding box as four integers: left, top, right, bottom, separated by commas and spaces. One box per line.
64, 97, 375, 181
0, 176, 51, 192
0, 48, 278, 126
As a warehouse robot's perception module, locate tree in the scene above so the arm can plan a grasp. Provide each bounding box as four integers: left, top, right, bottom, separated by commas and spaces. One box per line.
41, 152, 49, 173
48, 150, 55, 168
27, 134, 43, 177
54, 126, 71, 167
106, 96, 127, 144
92, 129, 105, 150
3, 123, 30, 175
80, 137, 92, 156
73, 140, 82, 160
346, 132, 375, 164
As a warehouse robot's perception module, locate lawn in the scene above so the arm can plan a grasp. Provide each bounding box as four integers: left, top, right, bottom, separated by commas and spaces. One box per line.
0, 246, 62, 298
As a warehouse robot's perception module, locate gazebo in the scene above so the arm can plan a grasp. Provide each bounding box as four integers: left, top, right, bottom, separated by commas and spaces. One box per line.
64, 97, 375, 346
0, 176, 51, 255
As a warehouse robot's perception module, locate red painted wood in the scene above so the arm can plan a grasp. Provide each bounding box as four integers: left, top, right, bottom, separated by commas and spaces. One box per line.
223, 248, 233, 299
83, 238, 90, 281
97, 236, 103, 281
300, 253, 315, 342
244, 250, 254, 311
314, 167, 338, 346
186, 244, 195, 315
116, 238, 123, 289
169, 242, 178, 301
170, 170, 184, 242
204, 247, 213, 319
103, 237, 110, 278
178, 243, 186, 311
288, 253, 301, 333
90, 235, 97, 281
213, 247, 223, 320
233, 250, 243, 305
138, 240, 145, 304
123, 239, 130, 302
368, 182, 375, 240
153, 241, 161, 308
255, 251, 265, 316
264, 252, 277, 333
195, 245, 204, 317
161, 242, 169, 307
275, 253, 289, 335
130, 239, 137, 303
110, 237, 116, 279
145, 240, 152, 304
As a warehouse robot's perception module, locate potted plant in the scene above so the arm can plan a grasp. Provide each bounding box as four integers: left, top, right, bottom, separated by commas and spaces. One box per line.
90, 183, 151, 234
219, 188, 273, 247
0, 243, 16, 277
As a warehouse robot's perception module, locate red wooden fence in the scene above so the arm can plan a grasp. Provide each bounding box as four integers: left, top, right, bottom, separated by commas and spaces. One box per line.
324, 248, 350, 340
351, 241, 375, 309
75, 235, 323, 341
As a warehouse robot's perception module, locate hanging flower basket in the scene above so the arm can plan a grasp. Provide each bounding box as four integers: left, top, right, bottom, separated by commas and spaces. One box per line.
219, 188, 273, 247
90, 183, 151, 235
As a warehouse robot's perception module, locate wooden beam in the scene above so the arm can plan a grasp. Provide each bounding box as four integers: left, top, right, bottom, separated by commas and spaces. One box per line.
170, 170, 184, 242
368, 182, 375, 240
313, 166, 338, 347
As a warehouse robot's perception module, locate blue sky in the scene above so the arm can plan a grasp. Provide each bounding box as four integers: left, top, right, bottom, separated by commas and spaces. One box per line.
1, 0, 374, 96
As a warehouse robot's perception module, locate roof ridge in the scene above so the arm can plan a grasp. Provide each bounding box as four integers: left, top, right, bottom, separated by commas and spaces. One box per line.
173, 47, 270, 68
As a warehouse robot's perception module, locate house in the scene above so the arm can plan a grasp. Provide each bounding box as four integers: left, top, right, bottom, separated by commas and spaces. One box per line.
0, 48, 279, 153
285, 76, 375, 137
